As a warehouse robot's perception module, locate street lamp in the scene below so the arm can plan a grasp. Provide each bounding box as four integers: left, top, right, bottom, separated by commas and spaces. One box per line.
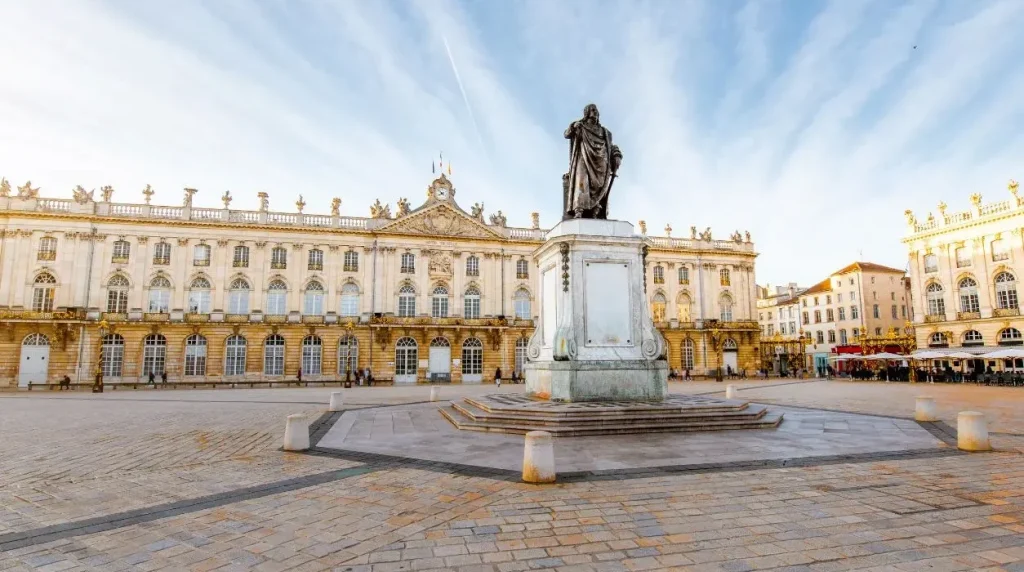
93, 320, 108, 393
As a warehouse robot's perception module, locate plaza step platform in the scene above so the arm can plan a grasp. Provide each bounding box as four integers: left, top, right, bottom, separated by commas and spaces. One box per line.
439, 394, 783, 437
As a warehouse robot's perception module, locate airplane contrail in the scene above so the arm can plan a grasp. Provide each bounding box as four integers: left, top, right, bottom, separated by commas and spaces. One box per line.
441, 34, 487, 153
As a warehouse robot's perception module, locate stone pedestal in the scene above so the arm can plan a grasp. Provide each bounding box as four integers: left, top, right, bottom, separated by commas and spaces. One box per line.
914, 396, 937, 422
957, 411, 991, 451
525, 219, 668, 402
283, 414, 310, 451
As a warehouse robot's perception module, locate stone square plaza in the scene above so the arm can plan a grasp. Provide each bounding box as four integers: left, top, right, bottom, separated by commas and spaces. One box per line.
1, 379, 1023, 571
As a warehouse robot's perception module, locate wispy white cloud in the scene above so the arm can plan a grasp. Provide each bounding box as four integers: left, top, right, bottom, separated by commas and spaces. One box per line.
0, 0, 1022, 286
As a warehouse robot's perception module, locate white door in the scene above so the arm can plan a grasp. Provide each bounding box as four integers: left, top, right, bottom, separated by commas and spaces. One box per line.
723, 351, 738, 375
19, 334, 51, 388
429, 347, 451, 377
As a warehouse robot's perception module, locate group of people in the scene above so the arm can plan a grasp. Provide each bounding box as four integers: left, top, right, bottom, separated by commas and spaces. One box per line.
492, 367, 524, 386
667, 369, 692, 380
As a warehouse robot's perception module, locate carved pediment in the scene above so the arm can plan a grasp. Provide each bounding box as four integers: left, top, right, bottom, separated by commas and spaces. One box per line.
377, 203, 503, 239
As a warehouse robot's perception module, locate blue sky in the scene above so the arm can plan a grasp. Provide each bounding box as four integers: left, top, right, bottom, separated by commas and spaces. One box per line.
1, 0, 1022, 286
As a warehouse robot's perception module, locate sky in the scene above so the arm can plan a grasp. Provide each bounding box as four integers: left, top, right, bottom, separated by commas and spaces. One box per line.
1, 0, 1022, 287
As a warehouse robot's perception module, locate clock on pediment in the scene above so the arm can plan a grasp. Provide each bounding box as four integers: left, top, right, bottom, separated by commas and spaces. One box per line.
427, 173, 455, 202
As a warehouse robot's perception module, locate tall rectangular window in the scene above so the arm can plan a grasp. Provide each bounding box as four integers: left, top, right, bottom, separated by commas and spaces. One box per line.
955, 246, 971, 268
233, 245, 249, 268
193, 244, 210, 266
344, 250, 359, 272
891, 305, 898, 319
992, 239, 1009, 262
851, 306, 859, 319
37, 237, 57, 261
873, 304, 880, 319
401, 253, 415, 273
154, 242, 171, 265
923, 254, 938, 273
307, 249, 323, 271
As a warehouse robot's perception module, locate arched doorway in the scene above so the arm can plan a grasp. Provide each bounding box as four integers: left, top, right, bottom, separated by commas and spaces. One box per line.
722, 338, 739, 375
428, 337, 451, 381
19, 333, 50, 388
394, 337, 418, 383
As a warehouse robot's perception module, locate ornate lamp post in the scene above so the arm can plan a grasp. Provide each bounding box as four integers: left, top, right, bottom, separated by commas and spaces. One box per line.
93, 320, 109, 393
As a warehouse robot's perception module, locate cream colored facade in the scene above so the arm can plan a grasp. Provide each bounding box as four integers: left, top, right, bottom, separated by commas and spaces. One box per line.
0, 174, 761, 387
756, 284, 802, 338
903, 180, 1024, 355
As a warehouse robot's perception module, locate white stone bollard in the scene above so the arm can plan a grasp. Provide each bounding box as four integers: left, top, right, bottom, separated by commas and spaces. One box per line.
957, 411, 991, 452
329, 391, 344, 412
725, 385, 737, 399
914, 396, 937, 422
283, 414, 310, 451
522, 431, 556, 483
430, 386, 439, 402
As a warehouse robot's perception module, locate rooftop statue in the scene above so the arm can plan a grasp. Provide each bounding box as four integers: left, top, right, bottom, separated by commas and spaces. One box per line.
563, 104, 622, 220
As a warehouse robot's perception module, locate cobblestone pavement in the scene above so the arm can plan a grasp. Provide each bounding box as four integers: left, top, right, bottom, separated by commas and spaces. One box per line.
1, 380, 1022, 571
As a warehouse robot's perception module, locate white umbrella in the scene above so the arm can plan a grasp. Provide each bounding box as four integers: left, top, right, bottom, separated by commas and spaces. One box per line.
981, 348, 1024, 359
911, 350, 945, 359
867, 352, 906, 360
945, 351, 977, 360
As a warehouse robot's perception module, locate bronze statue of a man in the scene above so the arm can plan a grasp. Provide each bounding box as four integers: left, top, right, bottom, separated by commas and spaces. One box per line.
563, 104, 622, 220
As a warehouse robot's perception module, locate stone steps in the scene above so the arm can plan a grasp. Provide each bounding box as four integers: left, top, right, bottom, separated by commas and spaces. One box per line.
462, 397, 748, 418
452, 400, 771, 427
440, 402, 784, 437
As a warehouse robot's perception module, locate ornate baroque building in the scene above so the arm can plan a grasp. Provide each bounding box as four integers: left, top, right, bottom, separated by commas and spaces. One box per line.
903, 180, 1024, 366
0, 175, 759, 387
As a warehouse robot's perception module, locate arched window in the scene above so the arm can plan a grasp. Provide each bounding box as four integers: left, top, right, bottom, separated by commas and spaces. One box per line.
928, 332, 949, 347
720, 294, 734, 322
514, 337, 528, 375
142, 334, 166, 377
677, 293, 691, 322
112, 239, 131, 263
224, 335, 247, 376
184, 334, 207, 376
100, 334, 124, 377
395, 337, 418, 376
271, 246, 287, 269
148, 276, 171, 313
466, 255, 479, 277
37, 236, 57, 261
340, 283, 360, 317
32, 273, 56, 312
23, 333, 49, 346
720, 268, 731, 286
995, 272, 1018, 310
431, 285, 449, 318
301, 336, 322, 375
398, 284, 416, 317
188, 277, 212, 314
963, 330, 984, 346
303, 281, 324, 315
516, 259, 529, 279
338, 336, 358, 377
722, 338, 738, 350
264, 335, 285, 375
678, 266, 689, 285
651, 293, 667, 322
926, 283, 945, 316
923, 253, 938, 273
514, 288, 531, 320
653, 266, 664, 284
958, 277, 979, 314
106, 275, 130, 314
343, 250, 358, 272
461, 338, 483, 375
307, 248, 323, 271
266, 280, 287, 315
681, 339, 694, 370
400, 252, 415, 273
999, 328, 1023, 346
232, 245, 250, 268
228, 278, 250, 315
464, 286, 481, 319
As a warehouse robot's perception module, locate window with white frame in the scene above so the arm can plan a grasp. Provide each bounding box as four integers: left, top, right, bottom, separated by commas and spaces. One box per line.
923, 253, 938, 272
187, 277, 212, 314
963, 330, 984, 346
37, 236, 57, 261
514, 288, 531, 320
228, 278, 250, 314
400, 253, 415, 273
653, 266, 664, 284
929, 332, 948, 347
394, 337, 418, 376
264, 335, 285, 375
516, 259, 529, 279
32, 273, 56, 312
720, 268, 730, 286
193, 244, 210, 266
851, 305, 860, 319
926, 283, 945, 316
815, 331, 824, 344
681, 339, 694, 370
515, 337, 528, 375
398, 284, 416, 316
224, 335, 247, 376
148, 276, 171, 312
461, 338, 483, 375
958, 277, 979, 314
307, 248, 323, 271
839, 329, 848, 344
301, 336, 322, 375
466, 255, 479, 277
995, 272, 1018, 310
184, 334, 207, 376
100, 334, 124, 377
678, 266, 689, 285
431, 285, 449, 318
677, 294, 691, 322
233, 245, 249, 268
999, 328, 1023, 345
270, 247, 287, 269
106, 275, 130, 313
303, 281, 325, 315
992, 239, 1009, 262
154, 242, 171, 265
112, 240, 130, 262
343, 250, 358, 272
828, 330, 836, 343
464, 286, 481, 319
340, 283, 360, 317
266, 280, 287, 315
651, 293, 667, 322
838, 307, 846, 320
720, 294, 733, 321
955, 246, 971, 268
142, 334, 166, 376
